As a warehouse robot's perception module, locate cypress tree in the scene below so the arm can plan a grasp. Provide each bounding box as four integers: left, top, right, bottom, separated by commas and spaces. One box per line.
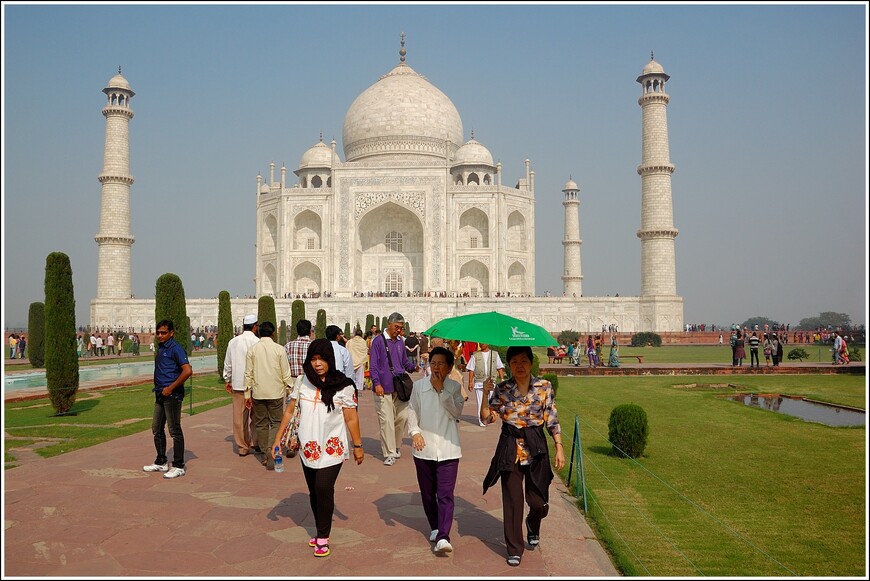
315, 309, 327, 339
365, 314, 374, 332
155, 273, 191, 355
344, 322, 351, 338
290, 299, 306, 340
44, 252, 79, 415
217, 290, 233, 377
27, 302, 46, 368
279, 320, 287, 345
258, 295, 277, 329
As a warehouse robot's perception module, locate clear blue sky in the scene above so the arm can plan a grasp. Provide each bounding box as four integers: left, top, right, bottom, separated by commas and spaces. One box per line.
2, 2, 867, 329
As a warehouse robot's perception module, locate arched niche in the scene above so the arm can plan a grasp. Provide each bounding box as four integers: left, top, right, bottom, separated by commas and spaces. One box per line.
294, 210, 322, 250
459, 259, 489, 297
459, 207, 489, 249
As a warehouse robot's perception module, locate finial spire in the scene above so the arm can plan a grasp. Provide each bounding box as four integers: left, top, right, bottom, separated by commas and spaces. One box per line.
319, 131, 323, 142
399, 32, 406, 63
650, 50, 654, 61
118, 65, 122, 74
471, 128, 474, 140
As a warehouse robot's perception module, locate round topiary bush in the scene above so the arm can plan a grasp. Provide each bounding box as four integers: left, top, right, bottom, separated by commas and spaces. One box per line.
608, 403, 649, 458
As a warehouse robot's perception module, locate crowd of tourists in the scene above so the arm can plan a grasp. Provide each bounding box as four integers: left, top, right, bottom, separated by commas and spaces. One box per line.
140, 311, 562, 568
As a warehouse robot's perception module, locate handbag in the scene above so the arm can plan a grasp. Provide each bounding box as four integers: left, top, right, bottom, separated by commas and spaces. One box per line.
281, 376, 303, 457
383, 336, 413, 402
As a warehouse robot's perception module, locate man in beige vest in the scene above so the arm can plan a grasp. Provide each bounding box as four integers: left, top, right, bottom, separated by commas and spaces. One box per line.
466, 344, 504, 427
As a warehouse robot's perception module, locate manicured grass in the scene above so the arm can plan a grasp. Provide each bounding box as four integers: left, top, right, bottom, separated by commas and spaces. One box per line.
4, 372, 231, 461
5, 349, 216, 371
552, 374, 866, 576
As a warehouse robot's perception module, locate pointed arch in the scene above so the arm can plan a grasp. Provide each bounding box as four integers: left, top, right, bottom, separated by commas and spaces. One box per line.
507, 210, 526, 248
294, 210, 322, 250
507, 261, 526, 295
459, 207, 489, 249
459, 259, 489, 297
262, 214, 278, 253
293, 261, 321, 295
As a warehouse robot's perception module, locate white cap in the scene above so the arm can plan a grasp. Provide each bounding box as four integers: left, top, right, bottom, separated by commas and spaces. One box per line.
243, 314, 257, 325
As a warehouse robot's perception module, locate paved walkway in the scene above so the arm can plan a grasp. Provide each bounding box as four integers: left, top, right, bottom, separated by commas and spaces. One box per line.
3, 385, 619, 577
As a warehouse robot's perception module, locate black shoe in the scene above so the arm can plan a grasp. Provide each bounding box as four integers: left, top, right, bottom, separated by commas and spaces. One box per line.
526, 516, 540, 548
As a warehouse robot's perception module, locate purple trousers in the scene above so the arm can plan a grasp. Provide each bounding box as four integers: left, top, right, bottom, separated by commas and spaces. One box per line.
413, 456, 459, 543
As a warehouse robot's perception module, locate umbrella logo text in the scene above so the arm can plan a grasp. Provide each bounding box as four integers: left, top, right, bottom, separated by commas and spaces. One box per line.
510, 326, 531, 341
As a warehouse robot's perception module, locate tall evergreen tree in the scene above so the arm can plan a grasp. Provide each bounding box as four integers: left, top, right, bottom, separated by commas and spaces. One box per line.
258, 296, 277, 329
44, 252, 79, 415
27, 302, 46, 368
344, 322, 351, 338
365, 314, 374, 332
290, 299, 306, 340
315, 309, 327, 339
217, 290, 233, 377
279, 320, 287, 345
155, 273, 191, 355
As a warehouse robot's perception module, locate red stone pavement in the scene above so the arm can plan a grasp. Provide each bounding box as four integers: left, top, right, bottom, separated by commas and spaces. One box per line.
2, 384, 619, 577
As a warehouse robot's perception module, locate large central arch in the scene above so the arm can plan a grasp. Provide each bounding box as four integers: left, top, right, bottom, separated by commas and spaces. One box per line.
355, 201, 424, 293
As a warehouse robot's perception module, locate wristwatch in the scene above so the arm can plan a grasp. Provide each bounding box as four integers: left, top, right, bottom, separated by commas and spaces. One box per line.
353, 444, 363, 449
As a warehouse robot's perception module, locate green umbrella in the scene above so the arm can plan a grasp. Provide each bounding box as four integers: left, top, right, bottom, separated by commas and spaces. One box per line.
423, 311, 559, 347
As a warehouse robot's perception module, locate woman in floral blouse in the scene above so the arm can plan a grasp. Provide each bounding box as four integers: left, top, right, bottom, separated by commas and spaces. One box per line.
480, 345, 565, 568
272, 338, 364, 558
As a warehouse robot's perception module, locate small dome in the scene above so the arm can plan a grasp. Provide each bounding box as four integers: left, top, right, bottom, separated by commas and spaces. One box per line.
642, 59, 665, 76
299, 140, 333, 169
452, 138, 494, 167
259, 183, 271, 194
563, 179, 578, 191
106, 73, 131, 91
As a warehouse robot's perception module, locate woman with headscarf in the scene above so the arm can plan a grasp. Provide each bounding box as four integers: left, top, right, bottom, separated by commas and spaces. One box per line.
271, 338, 364, 558
480, 346, 565, 568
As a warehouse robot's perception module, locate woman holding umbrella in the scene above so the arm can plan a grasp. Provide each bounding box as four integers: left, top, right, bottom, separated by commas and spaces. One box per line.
480, 345, 565, 567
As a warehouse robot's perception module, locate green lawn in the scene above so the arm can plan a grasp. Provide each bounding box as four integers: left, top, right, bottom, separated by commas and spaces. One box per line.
534, 344, 865, 365
4, 372, 230, 462
553, 374, 866, 576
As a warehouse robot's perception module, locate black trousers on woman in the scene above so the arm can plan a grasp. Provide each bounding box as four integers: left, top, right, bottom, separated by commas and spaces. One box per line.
302, 462, 343, 538
500, 461, 549, 558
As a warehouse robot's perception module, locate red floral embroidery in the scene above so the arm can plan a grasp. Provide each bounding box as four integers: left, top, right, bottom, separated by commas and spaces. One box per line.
302, 440, 321, 461
325, 436, 344, 457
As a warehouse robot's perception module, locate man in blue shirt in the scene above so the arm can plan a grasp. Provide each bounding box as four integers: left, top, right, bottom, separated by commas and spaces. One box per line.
144, 319, 193, 479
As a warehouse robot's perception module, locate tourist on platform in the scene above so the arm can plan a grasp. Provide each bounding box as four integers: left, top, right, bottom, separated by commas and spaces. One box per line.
369, 312, 418, 465
8, 334, 17, 359
16, 335, 27, 359
571, 338, 582, 366
608, 335, 620, 368
586, 335, 597, 368
244, 321, 293, 470
735, 331, 746, 367
271, 338, 364, 558
107, 333, 115, 355
467, 343, 505, 427
771, 333, 782, 366
748, 332, 760, 368
76, 334, 84, 358
223, 314, 259, 456
481, 346, 565, 568
762, 333, 773, 367
143, 319, 192, 479
407, 346, 464, 555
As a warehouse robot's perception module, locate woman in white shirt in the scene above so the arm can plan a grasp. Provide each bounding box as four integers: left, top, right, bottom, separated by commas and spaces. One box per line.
406, 346, 465, 555
271, 338, 364, 558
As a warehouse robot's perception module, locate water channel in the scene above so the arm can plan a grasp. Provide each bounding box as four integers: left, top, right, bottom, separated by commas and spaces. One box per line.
725, 393, 865, 427
3, 355, 217, 392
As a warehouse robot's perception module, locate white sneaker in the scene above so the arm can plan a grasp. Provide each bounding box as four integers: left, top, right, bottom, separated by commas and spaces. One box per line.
394, 450, 401, 458
383, 456, 397, 466
163, 467, 186, 479
143, 463, 169, 472
434, 539, 453, 554
429, 529, 439, 542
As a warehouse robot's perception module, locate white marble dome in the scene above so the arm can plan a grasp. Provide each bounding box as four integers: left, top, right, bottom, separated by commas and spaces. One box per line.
452, 138, 494, 167
106, 73, 131, 91
563, 179, 579, 191
342, 62, 463, 162
299, 139, 333, 169
642, 59, 665, 75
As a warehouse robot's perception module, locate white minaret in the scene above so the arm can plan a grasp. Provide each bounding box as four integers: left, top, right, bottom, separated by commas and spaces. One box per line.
95, 68, 135, 300
561, 178, 583, 297
636, 53, 678, 296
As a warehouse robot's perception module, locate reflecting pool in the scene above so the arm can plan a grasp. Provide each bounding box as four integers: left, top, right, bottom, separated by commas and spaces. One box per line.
725, 393, 865, 427
4, 355, 217, 391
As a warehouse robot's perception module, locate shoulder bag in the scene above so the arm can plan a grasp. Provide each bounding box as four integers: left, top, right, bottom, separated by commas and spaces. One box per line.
281, 375, 304, 457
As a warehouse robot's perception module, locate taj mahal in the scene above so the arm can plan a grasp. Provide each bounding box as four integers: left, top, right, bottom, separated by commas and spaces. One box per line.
90, 40, 683, 333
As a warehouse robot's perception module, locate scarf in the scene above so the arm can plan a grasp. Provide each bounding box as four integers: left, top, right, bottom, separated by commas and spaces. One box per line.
303, 338, 355, 411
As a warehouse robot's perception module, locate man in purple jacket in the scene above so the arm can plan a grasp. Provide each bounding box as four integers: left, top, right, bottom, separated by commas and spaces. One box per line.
369, 312, 418, 465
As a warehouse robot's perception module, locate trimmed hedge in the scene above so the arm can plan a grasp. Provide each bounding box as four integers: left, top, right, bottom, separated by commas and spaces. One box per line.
217, 290, 233, 376
630, 332, 662, 347
608, 403, 649, 458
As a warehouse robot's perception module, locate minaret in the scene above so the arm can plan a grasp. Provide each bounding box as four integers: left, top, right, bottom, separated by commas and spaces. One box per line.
95, 68, 135, 300
561, 178, 583, 297
636, 53, 678, 296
